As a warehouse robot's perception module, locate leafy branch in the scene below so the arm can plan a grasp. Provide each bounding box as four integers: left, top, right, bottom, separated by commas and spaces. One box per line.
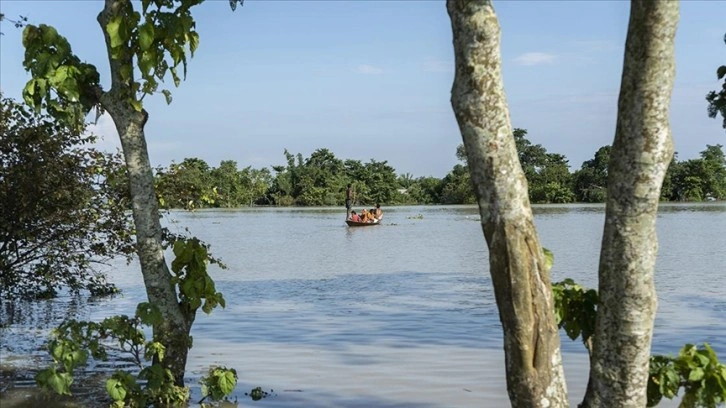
548, 249, 725, 407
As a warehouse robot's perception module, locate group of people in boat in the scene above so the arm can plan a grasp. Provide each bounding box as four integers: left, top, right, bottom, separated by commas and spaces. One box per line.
345, 183, 383, 223
349, 205, 383, 223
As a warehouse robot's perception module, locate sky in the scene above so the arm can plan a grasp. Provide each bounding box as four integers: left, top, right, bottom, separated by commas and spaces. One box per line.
1, 0, 724, 178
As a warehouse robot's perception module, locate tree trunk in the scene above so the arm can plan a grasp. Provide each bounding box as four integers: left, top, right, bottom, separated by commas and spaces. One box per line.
581, 1, 678, 407
97, 0, 195, 386
447, 1, 568, 407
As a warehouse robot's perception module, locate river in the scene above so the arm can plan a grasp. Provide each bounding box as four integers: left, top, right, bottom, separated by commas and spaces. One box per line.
1, 203, 724, 407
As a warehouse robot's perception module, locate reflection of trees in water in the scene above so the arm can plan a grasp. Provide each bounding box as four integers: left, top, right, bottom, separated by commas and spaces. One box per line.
1, 294, 141, 404
657, 203, 726, 213
0, 295, 91, 364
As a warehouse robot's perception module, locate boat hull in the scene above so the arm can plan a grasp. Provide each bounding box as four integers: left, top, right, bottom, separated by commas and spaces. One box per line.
345, 219, 381, 227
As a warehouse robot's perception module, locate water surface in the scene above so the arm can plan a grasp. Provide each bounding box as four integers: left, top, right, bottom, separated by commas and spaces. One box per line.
1, 203, 724, 407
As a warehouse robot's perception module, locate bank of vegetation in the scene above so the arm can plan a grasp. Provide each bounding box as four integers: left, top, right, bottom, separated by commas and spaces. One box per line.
152, 131, 726, 209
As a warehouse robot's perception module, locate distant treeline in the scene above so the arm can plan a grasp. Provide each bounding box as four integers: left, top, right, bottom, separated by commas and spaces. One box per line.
154, 129, 726, 209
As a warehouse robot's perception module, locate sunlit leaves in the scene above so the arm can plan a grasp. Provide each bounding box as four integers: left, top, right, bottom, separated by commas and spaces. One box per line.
106, 376, 128, 402
35, 304, 203, 405
552, 276, 726, 407
706, 32, 726, 130
200, 366, 238, 402
22, 1, 214, 121
647, 343, 726, 407
105, 16, 125, 48
551, 278, 598, 345
21, 24, 101, 131
188, 31, 199, 56
138, 22, 155, 51
101, 0, 208, 110
170, 238, 226, 315
36, 367, 73, 396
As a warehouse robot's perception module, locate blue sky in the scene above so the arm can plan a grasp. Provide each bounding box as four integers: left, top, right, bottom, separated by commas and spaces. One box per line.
1, 1, 723, 178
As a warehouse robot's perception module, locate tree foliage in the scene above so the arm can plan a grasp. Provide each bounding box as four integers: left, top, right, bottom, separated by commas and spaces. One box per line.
573, 145, 611, 203
265, 148, 399, 207
0, 96, 133, 299
155, 158, 217, 209
147, 138, 725, 210
662, 145, 726, 201
553, 278, 726, 408
18, 0, 242, 389
706, 32, 726, 130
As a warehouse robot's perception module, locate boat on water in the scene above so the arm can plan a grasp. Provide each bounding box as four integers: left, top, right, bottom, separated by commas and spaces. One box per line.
345, 219, 381, 227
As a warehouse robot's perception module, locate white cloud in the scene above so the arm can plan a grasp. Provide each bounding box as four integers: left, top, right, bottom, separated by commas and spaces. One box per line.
354, 64, 385, 75
423, 57, 453, 73
513, 52, 557, 66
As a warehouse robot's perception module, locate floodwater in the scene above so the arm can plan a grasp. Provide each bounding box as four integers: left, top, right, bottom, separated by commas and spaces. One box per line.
1, 203, 724, 407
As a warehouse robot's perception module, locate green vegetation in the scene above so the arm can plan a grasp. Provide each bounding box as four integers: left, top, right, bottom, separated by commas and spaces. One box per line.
35, 237, 230, 406
706, 32, 726, 130
662, 145, 726, 202
199, 366, 238, 403
552, 277, 726, 408
0, 96, 133, 299
17, 0, 243, 389
151, 131, 726, 209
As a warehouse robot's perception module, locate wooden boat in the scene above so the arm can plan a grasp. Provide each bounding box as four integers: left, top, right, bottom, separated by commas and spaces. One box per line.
345, 219, 381, 227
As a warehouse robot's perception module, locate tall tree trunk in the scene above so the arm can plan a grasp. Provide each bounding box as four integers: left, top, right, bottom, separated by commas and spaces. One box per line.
97, 0, 195, 386
581, 1, 678, 407
447, 1, 568, 407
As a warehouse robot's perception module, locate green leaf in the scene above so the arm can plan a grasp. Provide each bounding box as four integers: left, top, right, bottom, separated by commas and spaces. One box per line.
188, 31, 199, 56
695, 351, 711, 366
48, 371, 73, 396
139, 22, 155, 51
190, 297, 202, 311
688, 367, 705, 382
51, 65, 69, 86
145, 341, 165, 362
138, 49, 157, 78
170, 66, 180, 87
219, 371, 237, 394
106, 378, 127, 401
542, 247, 554, 271
161, 89, 172, 105
130, 98, 142, 112
106, 16, 125, 49
202, 299, 213, 314
717, 65, 726, 80
136, 302, 162, 325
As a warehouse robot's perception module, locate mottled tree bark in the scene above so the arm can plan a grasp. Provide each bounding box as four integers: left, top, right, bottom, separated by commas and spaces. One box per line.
97, 0, 195, 386
581, 1, 679, 407
447, 1, 568, 407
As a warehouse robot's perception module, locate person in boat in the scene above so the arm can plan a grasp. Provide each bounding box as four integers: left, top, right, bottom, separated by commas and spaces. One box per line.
373, 203, 383, 220
350, 211, 361, 222
360, 209, 374, 223
345, 183, 354, 219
